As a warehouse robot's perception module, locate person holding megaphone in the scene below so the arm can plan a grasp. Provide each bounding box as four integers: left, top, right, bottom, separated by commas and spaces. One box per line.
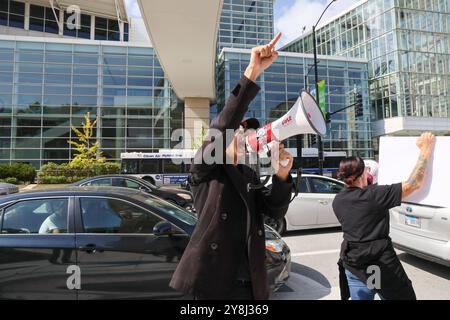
169, 33, 295, 300
333, 132, 435, 300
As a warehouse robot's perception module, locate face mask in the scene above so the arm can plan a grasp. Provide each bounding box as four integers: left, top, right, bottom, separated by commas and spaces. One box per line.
367, 173, 374, 185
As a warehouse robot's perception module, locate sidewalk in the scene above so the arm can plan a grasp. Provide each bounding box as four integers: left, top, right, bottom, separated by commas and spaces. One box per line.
20, 184, 36, 191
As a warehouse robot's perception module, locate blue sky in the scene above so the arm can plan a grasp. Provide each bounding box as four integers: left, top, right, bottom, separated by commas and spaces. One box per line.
124, 0, 360, 48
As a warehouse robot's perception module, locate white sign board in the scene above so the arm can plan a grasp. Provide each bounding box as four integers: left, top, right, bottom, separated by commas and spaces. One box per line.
378, 136, 450, 208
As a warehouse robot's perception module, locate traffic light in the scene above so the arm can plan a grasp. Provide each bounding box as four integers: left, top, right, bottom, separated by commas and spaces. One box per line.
355, 93, 363, 118
310, 134, 317, 147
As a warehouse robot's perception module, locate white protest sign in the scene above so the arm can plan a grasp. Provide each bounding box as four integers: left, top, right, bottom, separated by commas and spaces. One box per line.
378, 136, 450, 208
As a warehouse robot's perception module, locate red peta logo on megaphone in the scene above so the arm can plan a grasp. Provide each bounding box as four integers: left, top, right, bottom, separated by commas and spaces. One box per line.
246, 91, 327, 153
282, 115, 292, 126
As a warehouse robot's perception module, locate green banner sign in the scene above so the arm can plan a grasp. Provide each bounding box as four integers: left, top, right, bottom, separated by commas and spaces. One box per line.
318, 80, 326, 115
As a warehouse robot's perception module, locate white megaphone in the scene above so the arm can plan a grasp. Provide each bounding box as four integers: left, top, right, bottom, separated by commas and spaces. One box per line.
246, 91, 327, 154
364, 159, 379, 184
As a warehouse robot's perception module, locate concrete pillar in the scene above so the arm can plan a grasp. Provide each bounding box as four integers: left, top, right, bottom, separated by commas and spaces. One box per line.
59, 9, 64, 36
163, 79, 170, 149
24, 3, 30, 31
184, 98, 210, 149
91, 15, 95, 40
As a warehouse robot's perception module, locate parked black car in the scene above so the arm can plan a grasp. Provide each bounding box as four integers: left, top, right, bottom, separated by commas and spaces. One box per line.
72, 175, 194, 211
0, 187, 290, 299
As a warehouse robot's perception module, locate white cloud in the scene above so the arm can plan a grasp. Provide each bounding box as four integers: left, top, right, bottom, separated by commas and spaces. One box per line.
275, 0, 360, 48
124, 0, 142, 18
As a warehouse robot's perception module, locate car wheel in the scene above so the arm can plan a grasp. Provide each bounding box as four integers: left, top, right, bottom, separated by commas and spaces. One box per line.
264, 216, 286, 235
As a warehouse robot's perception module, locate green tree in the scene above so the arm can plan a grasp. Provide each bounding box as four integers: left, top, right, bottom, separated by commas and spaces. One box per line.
67, 112, 105, 167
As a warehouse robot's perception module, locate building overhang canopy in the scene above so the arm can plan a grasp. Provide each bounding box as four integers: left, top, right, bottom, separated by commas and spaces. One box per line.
26, 0, 129, 21
372, 117, 450, 137
137, 0, 222, 101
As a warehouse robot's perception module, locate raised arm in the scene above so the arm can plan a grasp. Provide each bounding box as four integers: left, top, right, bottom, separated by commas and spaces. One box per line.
402, 132, 435, 199
190, 33, 282, 185
210, 32, 282, 132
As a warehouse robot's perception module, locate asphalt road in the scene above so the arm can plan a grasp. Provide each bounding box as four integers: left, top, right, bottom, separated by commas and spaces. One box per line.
272, 227, 450, 300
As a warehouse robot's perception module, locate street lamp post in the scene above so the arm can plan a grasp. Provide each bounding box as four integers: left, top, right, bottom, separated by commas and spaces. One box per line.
311, 0, 337, 175
312, 25, 324, 175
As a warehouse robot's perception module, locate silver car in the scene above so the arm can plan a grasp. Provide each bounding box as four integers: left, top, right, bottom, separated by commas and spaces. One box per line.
0, 183, 19, 196
263, 174, 344, 234
390, 203, 450, 267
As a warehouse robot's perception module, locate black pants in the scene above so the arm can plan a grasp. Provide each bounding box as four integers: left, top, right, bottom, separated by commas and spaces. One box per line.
194, 280, 254, 300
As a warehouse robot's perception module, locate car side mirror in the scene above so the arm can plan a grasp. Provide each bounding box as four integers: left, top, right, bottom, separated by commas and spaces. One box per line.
153, 221, 173, 236
139, 186, 150, 192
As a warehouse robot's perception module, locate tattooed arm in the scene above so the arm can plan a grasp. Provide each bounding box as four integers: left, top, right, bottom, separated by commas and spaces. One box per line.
402, 132, 435, 199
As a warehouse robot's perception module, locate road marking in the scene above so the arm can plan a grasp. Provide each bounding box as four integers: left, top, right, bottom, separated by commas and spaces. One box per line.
291, 249, 340, 257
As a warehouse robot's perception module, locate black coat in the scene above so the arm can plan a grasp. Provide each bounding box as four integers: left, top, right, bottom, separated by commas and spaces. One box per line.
169, 75, 292, 300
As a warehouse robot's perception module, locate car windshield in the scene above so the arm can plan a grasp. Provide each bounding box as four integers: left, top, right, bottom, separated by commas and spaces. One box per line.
136, 194, 196, 226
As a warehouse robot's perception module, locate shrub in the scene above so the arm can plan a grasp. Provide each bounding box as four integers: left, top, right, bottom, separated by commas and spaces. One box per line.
0, 163, 36, 183
39, 176, 69, 184
5, 177, 18, 184
0, 177, 18, 184
11, 163, 36, 182
38, 162, 120, 184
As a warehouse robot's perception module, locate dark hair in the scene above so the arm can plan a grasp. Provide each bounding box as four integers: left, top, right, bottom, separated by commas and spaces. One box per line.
337, 156, 365, 185
240, 118, 260, 130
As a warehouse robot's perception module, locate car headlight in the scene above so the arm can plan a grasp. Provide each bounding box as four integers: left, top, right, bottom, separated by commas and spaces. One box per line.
177, 193, 192, 201
265, 240, 284, 253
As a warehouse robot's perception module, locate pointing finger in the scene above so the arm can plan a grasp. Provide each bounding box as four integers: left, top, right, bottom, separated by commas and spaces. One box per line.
269, 32, 282, 48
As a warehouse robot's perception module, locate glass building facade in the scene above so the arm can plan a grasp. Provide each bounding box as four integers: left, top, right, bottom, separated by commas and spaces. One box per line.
0, 0, 376, 167
0, 0, 129, 42
217, 49, 373, 157
0, 0, 25, 30
218, 0, 274, 50
0, 37, 181, 168
283, 0, 450, 122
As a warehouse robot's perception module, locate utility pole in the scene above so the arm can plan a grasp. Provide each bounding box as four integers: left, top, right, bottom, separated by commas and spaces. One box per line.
312, 25, 324, 175
310, 0, 338, 175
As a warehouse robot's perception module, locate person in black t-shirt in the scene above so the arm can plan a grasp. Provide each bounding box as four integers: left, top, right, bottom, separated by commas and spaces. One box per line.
332, 132, 435, 300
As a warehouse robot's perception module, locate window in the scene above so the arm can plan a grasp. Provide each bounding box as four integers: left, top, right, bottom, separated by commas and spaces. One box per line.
95, 17, 124, 41
115, 178, 141, 189
0, 0, 8, 12
121, 159, 138, 174
0, 0, 25, 29
140, 159, 160, 173
310, 178, 343, 194
30, 4, 44, 18
294, 177, 309, 193
163, 159, 181, 173
84, 178, 112, 186
80, 197, 163, 233
29, 17, 44, 31
9, 0, 24, 15
1, 198, 69, 234
138, 195, 197, 226
9, 12, 24, 28
64, 12, 91, 39
0, 11, 7, 26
